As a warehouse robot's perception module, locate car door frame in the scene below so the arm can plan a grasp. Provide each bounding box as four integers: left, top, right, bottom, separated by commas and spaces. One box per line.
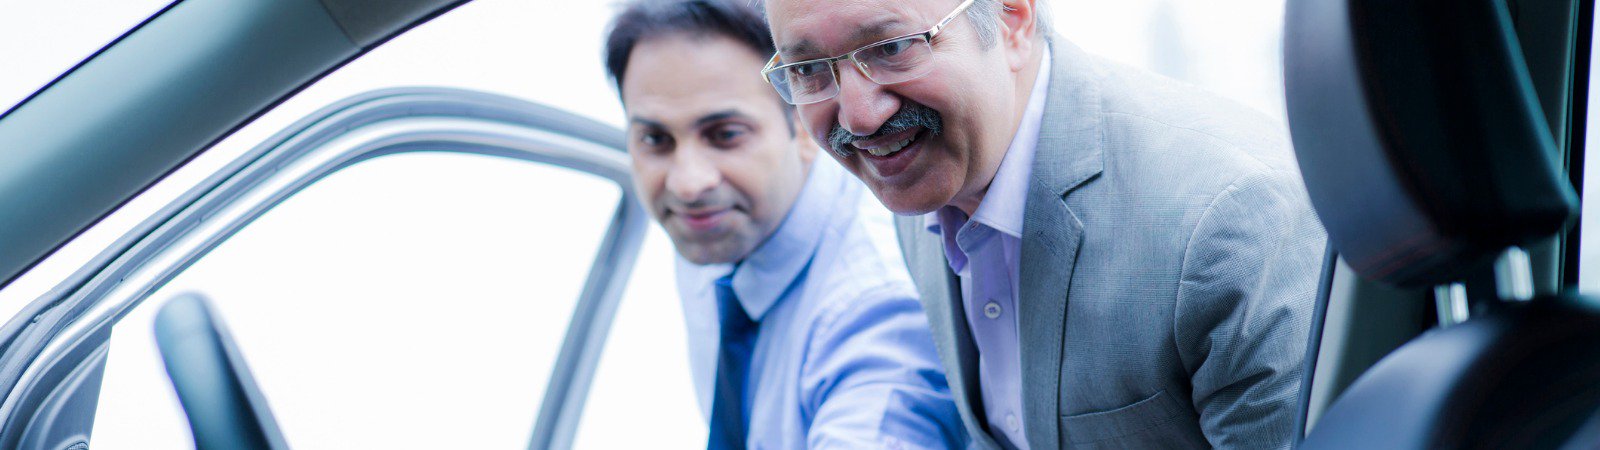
0, 87, 647, 450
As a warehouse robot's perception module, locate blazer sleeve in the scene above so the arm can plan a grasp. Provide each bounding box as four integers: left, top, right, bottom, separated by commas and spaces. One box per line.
1173, 168, 1328, 449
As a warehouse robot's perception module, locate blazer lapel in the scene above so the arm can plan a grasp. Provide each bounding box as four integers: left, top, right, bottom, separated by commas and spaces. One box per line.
1019, 37, 1106, 450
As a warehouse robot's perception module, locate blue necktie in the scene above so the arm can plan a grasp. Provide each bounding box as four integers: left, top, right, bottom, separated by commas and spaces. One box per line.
708, 274, 758, 450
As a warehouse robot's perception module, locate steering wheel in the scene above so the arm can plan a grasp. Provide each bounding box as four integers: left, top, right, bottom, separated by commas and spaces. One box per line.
153, 293, 289, 450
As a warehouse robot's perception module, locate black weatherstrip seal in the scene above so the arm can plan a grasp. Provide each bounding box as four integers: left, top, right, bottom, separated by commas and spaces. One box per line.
1563, 0, 1593, 288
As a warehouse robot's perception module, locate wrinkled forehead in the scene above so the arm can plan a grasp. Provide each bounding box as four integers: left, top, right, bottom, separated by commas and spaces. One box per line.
765, 0, 946, 61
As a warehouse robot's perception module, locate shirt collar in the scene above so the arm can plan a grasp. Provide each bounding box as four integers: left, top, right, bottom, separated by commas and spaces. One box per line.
680, 157, 843, 322
925, 47, 1054, 245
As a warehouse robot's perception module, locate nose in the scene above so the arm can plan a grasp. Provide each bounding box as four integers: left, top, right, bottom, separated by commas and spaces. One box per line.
834, 64, 900, 137
665, 145, 720, 202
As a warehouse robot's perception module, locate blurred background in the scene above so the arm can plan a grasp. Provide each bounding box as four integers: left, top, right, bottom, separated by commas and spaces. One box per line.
0, 0, 1294, 448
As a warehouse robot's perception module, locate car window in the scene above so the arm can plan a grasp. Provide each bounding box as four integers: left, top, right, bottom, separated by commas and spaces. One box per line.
90, 151, 620, 449
0, 1, 175, 114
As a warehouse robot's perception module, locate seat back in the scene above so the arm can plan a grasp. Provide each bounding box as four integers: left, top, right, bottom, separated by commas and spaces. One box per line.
1302, 296, 1600, 448
1283, 0, 1594, 447
1283, 0, 1574, 289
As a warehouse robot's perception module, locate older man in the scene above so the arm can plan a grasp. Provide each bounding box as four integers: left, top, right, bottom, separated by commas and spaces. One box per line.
761, 0, 1327, 448
603, 0, 965, 448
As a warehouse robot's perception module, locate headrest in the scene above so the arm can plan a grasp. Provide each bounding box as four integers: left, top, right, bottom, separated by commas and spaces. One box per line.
1282, 0, 1577, 288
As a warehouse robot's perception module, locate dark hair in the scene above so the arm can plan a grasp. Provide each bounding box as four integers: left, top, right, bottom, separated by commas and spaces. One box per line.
604, 0, 793, 129
604, 0, 776, 91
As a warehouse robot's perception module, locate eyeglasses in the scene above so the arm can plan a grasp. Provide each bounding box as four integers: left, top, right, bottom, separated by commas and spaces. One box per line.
761, 0, 977, 105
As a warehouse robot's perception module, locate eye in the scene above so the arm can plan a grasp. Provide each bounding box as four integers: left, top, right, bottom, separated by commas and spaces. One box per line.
879, 38, 912, 56
706, 124, 751, 148
791, 61, 826, 78
637, 131, 671, 150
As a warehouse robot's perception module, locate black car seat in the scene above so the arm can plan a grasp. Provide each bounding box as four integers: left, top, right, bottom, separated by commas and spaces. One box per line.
1282, 0, 1600, 447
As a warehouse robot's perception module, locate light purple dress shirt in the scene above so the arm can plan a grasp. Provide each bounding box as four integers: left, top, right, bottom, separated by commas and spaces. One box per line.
925, 49, 1053, 450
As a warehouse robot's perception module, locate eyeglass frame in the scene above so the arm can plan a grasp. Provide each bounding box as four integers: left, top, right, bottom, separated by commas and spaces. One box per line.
760, 0, 979, 105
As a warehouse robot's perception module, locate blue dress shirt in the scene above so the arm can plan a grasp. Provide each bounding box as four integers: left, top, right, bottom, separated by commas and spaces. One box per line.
925, 49, 1053, 450
677, 159, 966, 449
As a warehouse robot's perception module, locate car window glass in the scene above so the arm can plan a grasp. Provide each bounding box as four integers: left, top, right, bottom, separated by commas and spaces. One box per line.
91, 151, 620, 449
0, 1, 175, 114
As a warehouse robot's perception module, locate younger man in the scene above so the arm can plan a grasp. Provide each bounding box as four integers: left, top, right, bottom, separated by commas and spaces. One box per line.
604, 1, 965, 448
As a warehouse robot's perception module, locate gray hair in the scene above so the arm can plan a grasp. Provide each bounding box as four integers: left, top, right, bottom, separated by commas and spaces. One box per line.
757, 0, 1053, 49
965, 0, 1053, 48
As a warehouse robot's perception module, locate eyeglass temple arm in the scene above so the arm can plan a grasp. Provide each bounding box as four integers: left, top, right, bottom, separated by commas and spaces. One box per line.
932, 0, 980, 36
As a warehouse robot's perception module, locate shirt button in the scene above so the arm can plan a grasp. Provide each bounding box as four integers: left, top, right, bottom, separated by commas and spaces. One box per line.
1006, 413, 1021, 433
984, 300, 1002, 319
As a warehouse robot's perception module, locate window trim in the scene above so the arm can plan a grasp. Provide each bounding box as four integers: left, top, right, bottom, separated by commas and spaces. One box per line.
0, 88, 646, 449
1563, 0, 1595, 288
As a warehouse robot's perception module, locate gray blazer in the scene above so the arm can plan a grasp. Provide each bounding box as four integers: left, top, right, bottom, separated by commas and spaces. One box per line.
896, 38, 1327, 449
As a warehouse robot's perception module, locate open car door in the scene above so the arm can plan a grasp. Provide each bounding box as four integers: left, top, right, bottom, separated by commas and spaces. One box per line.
0, 87, 648, 450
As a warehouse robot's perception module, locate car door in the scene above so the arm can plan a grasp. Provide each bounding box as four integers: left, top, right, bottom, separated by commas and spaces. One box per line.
0, 87, 650, 450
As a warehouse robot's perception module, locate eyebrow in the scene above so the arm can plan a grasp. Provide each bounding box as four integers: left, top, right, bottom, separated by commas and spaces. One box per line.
628, 109, 751, 130
694, 109, 752, 127
781, 17, 904, 60
628, 116, 666, 129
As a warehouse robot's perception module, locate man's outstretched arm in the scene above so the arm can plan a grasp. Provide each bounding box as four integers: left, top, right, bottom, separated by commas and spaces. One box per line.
800, 288, 968, 449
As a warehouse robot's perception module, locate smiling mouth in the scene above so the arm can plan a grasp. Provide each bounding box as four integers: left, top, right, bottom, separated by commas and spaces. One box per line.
861, 135, 915, 157
850, 127, 923, 158
850, 128, 930, 180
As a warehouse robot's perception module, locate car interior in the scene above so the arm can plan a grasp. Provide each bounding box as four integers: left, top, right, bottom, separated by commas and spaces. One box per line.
0, 0, 1594, 448
1286, 0, 1598, 447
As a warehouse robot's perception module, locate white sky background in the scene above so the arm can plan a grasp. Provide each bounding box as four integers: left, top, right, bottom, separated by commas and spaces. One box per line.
0, 0, 1294, 448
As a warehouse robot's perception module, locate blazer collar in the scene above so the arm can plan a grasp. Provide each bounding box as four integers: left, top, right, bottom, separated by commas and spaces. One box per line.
1031, 36, 1106, 196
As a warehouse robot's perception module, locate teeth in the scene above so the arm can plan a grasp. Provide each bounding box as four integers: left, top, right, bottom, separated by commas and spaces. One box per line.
861, 137, 914, 157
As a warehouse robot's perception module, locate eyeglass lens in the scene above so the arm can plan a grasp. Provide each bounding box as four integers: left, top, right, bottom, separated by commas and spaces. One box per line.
769, 35, 934, 105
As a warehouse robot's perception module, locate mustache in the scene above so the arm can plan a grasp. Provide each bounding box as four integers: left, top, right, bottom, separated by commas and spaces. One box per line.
825, 102, 944, 158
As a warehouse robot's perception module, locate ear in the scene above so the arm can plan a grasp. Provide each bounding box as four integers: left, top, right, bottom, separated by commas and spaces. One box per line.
997, 0, 1040, 72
